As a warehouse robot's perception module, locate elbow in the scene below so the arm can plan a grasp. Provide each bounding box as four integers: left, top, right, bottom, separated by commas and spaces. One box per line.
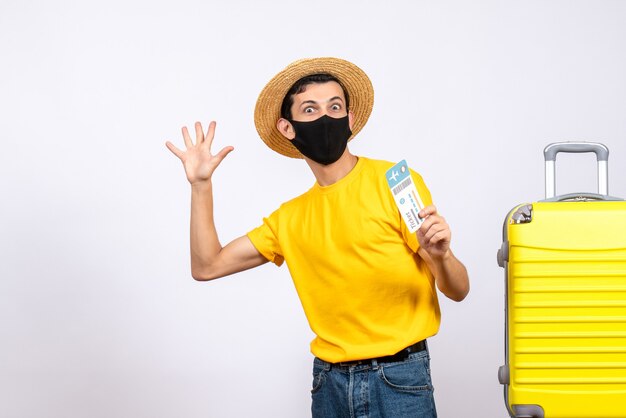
191, 271, 213, 281
439, 280, 470, 302
449, 290, 469, 302
448, 283, 470, 302
191, 264, 220, 282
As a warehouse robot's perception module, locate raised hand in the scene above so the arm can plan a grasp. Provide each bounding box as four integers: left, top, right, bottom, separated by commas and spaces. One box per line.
165, 121, 234, 185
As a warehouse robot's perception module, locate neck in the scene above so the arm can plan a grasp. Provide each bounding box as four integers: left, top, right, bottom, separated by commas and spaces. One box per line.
305, 149, 359, 186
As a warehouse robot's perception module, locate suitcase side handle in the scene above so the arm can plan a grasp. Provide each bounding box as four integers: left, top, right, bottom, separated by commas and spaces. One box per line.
543, 141, 609, 199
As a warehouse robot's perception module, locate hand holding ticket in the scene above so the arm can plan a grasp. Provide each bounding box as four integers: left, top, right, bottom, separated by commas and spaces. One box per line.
386, 160, 426, 233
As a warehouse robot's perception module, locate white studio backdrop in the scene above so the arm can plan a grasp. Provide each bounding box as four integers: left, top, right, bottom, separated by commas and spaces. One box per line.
1, 1, 626, 417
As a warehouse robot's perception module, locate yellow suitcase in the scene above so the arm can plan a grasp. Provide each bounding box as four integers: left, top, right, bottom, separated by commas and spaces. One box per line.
497, 142, 626, 418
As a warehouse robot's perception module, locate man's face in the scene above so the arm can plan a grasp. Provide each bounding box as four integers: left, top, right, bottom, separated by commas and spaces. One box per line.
290, 81, 349, 122
278, 81, 354, 140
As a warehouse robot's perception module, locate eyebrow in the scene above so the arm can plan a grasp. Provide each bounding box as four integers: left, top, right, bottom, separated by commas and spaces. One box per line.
299, 96, 345, 107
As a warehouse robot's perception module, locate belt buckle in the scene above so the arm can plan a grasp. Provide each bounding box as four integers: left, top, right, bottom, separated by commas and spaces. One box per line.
336, 340, 426, 367
338, 359, 367, 367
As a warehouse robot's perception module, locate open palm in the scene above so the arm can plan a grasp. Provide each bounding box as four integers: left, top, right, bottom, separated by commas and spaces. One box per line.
165, 121, 234, 184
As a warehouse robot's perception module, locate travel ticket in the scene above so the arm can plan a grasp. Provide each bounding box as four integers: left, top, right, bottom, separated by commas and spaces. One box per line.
386, 160, 425, 233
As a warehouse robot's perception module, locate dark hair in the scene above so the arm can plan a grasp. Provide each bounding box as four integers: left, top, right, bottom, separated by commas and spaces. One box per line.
280, 73, 350, 120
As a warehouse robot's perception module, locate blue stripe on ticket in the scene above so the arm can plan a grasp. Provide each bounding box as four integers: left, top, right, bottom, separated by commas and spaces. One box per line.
386, 159, 410, 190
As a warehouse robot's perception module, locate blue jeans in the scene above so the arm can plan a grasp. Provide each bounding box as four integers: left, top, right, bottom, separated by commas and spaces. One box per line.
311, 347, 437, 418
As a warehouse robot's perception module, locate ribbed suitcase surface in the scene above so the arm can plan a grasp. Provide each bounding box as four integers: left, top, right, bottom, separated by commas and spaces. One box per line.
499, 142, 626, 418
505, 201, 626, 417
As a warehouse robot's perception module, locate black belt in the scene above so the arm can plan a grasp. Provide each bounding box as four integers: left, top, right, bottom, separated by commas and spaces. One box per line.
336, 340, 427, 367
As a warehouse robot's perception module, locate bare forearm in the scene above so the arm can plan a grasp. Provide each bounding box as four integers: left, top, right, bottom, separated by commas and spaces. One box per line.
189, 182, 268, 281
433, 251, 469, 302
190, 181, 222, 277
420, 248, 469, 302
416, 205, 469, 302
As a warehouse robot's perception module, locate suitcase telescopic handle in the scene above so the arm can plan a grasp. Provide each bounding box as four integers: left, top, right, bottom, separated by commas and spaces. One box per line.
543, 142, 609, 199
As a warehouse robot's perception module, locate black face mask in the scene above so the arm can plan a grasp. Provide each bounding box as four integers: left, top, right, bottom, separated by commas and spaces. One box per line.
289, 115, 352, 165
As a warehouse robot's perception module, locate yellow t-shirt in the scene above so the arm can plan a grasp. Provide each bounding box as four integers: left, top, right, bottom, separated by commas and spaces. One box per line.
247, 157, 441, 363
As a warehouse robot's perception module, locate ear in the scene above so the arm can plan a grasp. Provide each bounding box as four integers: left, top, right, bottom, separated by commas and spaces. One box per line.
348, 110, 355, 131
277, 118, 296, 140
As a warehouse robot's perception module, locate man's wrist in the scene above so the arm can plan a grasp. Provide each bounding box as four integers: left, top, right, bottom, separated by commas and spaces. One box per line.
430, 249, 452, 264
191, 180, 212, 192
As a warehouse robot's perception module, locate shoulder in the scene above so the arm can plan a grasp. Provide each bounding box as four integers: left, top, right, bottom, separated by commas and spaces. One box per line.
356, 157, 395, 183
275, 185, 316, 213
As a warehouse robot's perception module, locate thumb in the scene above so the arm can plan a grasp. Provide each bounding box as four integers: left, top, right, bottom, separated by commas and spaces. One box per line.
214, 146, 234, 163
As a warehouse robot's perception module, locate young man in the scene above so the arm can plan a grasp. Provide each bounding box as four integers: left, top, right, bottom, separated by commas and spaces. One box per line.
166, 57, 469, 418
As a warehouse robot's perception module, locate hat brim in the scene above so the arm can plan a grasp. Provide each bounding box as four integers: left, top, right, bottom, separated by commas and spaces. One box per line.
254, 57, 374, 159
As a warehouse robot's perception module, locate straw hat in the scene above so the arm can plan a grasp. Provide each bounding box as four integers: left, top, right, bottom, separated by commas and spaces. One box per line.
254, 57, 374, 158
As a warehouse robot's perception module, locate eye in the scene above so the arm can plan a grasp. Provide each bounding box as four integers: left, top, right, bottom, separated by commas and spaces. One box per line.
331, 104, 342, 111
304, 107, 315, 113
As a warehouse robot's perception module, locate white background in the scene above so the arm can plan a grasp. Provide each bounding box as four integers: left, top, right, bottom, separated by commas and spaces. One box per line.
2, 1, 626, 417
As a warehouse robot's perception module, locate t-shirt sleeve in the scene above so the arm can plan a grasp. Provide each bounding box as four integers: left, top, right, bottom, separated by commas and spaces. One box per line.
401, 170, 433, 253
246, 209, 285, 266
